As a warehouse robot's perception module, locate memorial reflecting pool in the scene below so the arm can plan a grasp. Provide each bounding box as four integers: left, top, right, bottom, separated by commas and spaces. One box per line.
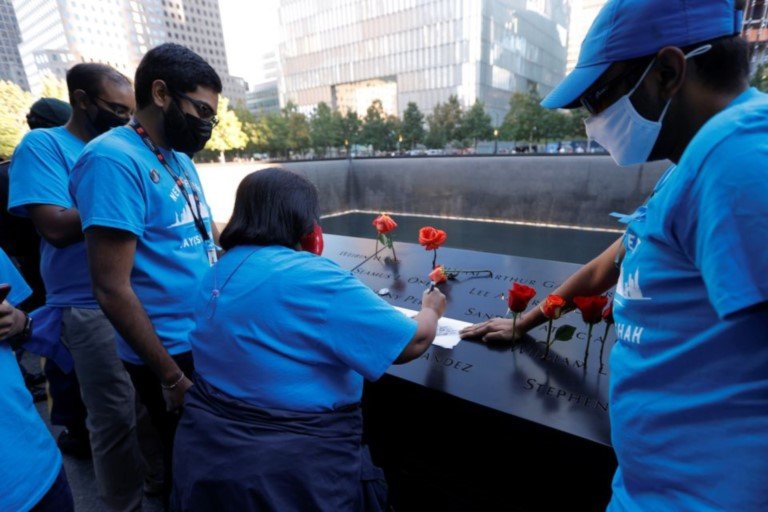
322, 212, 620, 264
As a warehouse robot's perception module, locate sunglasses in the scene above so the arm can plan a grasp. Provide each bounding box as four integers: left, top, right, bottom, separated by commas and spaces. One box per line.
172, 91, 219, 127
580, 58, 653, 115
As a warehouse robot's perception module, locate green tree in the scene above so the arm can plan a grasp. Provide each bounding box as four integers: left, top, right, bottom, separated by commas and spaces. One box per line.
264, 113, 290, 158
309, 102, 337, 157
500, 89, 561, 149
564, 107, 589, 139
0, 80, 33, 159
751, 62, 768, 92
400, 102, 425, 149
283, 101, 310, 158
425, 95, 463, 148
40, 74, 69, 102
361, 99, 391, 152
460, 100, 493, 148
205, 96, 248, 161
336, 109, 361, 149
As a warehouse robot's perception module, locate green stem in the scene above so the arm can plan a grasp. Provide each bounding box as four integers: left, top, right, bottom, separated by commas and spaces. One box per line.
599, 323, 611, 368
511, 312, 518, 349
543, 319, 553, 359
583, 323, 593, 366
391, 237, 397, 261
432, 249, 437, 269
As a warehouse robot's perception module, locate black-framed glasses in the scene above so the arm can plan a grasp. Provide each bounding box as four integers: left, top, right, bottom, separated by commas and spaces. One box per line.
173, 91, 218, 127
93, 96, 133, 117
580, 58, 653, 115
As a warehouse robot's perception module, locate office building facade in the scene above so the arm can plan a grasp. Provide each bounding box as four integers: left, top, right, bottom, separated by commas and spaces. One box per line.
12, 0, 244, 102
565, 0, 607, 73
0, 0, 28, 89
277, 0, 570, 122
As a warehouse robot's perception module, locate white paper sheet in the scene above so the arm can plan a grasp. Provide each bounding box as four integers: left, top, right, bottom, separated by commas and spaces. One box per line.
393, 306, 471, 349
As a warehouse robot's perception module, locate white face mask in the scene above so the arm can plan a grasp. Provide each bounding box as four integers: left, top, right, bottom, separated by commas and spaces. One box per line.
584, 45, 712, 167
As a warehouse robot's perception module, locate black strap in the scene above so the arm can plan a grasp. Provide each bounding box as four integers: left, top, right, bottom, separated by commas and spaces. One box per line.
129, 119, 209, 242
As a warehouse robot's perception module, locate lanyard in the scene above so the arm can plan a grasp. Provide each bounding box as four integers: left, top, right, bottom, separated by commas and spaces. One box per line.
129, 119, 210, 244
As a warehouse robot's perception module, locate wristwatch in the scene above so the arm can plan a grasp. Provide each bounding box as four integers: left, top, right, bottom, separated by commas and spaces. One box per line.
8, 312, 33, 350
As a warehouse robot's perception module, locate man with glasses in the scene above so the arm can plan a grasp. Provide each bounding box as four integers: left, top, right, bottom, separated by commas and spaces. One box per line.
463, 0, 768, 509
70, 43, 221, 505
8, 63, 146, 511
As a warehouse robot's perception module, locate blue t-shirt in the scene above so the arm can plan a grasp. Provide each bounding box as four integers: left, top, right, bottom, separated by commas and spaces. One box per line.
609, 88, 768, 511
189, 245, 418, 412
70, 126, 215, 364
7, 126, 95, 307
0, 249, 62, 511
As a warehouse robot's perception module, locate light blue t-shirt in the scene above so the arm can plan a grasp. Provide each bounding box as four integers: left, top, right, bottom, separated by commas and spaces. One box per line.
7, 126, 95, 307
70, 126, 215, 364
609, 88, 768, 511
189, 245, 418, 412
0, 249, 62, 511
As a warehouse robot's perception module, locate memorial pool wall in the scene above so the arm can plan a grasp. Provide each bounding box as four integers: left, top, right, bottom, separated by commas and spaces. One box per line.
198, 155, 669, 231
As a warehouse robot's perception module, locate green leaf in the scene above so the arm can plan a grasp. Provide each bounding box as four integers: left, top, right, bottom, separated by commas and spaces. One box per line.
554, 325, 576, 342
384, 235, 394, 249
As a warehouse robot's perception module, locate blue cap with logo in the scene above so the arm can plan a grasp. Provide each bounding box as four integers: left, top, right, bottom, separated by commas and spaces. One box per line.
542, 0, 744, 109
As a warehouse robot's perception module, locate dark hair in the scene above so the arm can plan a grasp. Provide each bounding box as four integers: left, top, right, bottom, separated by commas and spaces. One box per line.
66, 63, 131, 105
134, 43, 222, 108
682, 35, 750, 92
220, 168, 319, 251
27, 98, 71, 129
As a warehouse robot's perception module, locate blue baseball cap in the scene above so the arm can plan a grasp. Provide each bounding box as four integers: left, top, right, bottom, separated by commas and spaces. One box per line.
542, 0, 744, 109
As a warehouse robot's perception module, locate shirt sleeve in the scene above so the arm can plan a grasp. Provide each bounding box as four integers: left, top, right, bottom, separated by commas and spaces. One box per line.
8, 131, 72, 217
0, 249, 31, 306
70, 152, 146, 236
322, 271, 418, 381
686, 138, 768, 319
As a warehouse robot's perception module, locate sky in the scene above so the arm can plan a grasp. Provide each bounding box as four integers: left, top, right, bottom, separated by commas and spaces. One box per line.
219, 0, 280, 87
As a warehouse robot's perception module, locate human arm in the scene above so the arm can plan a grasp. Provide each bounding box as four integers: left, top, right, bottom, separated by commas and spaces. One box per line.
27, 204, 83, 248
85, 227, 191, 410
394, 288, 446, 363
460, 236, 624, 343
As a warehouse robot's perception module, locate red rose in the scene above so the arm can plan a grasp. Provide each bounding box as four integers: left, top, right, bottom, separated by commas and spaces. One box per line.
372, 213, 397, 234
541, 294, 566, 320
418, 226, 447, 251
429, 265, 447, 284
507, 283, 536, 313
573, 295, 609, 325
602, 301, 614, 325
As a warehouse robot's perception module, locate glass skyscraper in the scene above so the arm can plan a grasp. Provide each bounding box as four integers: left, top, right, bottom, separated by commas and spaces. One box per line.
0, 0, 28, 89
278, 0, 569, 121
12, 0, 244, 102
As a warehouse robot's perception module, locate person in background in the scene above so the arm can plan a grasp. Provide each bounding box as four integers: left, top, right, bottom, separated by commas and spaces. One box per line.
70, 43, 221, 505
0, 97, 71, 401
172, 168, 446, 511
8, 63, 148, 511
463, 0, 768, 510
0, 246, 74, 512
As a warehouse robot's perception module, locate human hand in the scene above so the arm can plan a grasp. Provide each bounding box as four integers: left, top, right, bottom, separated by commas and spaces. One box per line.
421, 288, 446, 317
0, 301, 24, 340
459, 318, 521, 343
162, 375, 193, 413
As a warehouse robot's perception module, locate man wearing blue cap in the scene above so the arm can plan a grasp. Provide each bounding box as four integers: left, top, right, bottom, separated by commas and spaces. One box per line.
463, 0, 768, 510
548, 0, 768, 510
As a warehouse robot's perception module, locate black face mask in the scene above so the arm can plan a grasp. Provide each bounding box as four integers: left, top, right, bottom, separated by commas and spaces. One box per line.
87, 102, 128, 134
163, 99, 213, 155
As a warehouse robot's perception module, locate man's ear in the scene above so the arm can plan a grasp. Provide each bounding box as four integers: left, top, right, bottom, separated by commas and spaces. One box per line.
151, 79, 171, 109
71, 89, 91, 111
654, 46, 687, 101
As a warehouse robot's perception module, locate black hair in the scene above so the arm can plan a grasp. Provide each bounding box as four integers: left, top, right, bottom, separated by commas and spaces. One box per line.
65, 63, 131, 105
220, 167, 319, 251
134, 43, 222, 108
682, 35, 750, 92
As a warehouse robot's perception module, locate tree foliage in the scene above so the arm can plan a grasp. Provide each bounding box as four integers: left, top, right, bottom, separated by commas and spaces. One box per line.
0, 80, 33, 160
205, 96, 248, 160
40, 74, 69, 102
401, 102, 425, 149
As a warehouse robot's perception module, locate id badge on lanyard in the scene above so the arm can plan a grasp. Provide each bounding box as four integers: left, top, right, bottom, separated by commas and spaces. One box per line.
206, 239, 218, 267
